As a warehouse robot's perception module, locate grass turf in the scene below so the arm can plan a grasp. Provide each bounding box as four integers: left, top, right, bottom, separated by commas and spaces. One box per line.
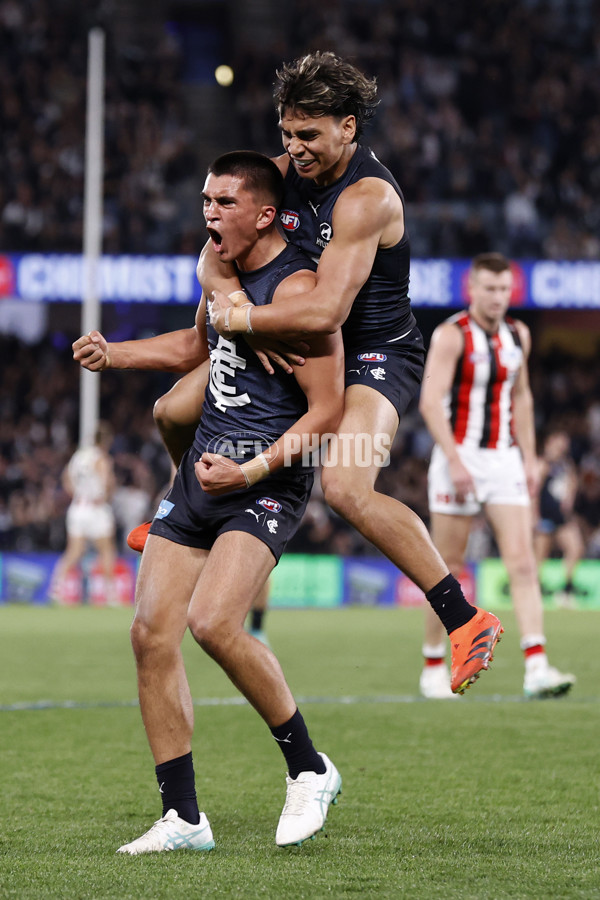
1, 605, 598, 899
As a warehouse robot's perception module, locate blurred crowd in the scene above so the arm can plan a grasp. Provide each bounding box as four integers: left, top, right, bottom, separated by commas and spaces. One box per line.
1, 0, 599, 559
0, 336, 173, 554
232, 0, 600, 260
1, 335, 599, 561
1, 0, 599, 259
0, 0, 203, 256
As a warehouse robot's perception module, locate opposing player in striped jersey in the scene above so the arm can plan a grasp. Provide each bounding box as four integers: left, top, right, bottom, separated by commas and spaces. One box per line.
419, 253, 575, 699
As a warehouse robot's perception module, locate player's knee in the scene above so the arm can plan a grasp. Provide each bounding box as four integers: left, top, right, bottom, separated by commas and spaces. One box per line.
506, 551, 537, 583
153, 393, 174, 434
187, 614, 210, 652
130, 617, 165, 663
187, 610, 233, 659
321, 469, 364, 521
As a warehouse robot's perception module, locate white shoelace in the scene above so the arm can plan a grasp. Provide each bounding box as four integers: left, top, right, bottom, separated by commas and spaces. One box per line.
130, 811, 178, 846
281, 775, 317, 816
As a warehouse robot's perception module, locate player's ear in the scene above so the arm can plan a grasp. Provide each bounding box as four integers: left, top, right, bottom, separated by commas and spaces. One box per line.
341, 115, 356, 144
256, 204, 277, 231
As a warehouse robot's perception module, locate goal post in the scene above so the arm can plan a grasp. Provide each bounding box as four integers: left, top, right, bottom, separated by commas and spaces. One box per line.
79, 27, 105, 447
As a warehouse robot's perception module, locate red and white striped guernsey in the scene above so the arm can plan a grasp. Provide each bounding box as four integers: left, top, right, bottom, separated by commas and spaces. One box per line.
445, 311, 523, 449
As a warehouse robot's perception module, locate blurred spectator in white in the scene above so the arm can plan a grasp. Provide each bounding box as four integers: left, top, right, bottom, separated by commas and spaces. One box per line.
50, 422, 117, 604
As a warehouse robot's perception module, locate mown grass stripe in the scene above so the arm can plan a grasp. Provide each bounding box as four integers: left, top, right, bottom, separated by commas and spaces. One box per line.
3, 692, 594, 712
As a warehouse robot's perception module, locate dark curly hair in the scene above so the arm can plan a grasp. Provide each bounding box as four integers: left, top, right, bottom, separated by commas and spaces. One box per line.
274, 51, 378, 139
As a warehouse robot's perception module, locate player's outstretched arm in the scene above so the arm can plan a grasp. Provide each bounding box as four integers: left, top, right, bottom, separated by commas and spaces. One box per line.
72, 296, 209, 374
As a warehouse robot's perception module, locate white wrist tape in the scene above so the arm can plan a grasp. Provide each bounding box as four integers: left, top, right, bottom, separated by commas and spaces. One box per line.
240, 452, 270, 487
226, 303, 254, 334
228, 290, 248, 305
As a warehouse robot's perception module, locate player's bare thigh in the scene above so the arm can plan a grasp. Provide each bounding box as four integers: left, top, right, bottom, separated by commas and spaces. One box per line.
555, 521, 584, 561
60, 534, 87, 565
93, 534, 115, 555
322, 384, 399, 490
187, 530, 276, 637
430, 511, 473, 572
133, 533, 210, 643
534, 529, 552, 565
485, 503, 535, 564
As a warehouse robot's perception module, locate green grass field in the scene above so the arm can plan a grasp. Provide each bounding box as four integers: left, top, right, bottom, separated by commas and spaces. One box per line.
1, 605, 598, 899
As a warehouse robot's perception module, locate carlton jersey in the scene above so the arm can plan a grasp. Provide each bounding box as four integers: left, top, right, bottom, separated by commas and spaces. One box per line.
538, 461, 570, 530
280, 144, 416, 348
194, 243, 317, 475
445, 311, 523, 450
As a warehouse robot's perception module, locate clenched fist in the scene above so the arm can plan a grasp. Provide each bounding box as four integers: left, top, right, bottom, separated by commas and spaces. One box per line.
72, 330, 111, 371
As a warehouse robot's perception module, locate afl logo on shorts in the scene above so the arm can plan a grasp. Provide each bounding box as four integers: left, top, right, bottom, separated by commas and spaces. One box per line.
258, 498, 282, 513
358, 352, 387, 362
280, 210, 300, 231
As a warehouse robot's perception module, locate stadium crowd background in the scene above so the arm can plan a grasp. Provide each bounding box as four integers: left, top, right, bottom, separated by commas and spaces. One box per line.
1, 0, 599, 562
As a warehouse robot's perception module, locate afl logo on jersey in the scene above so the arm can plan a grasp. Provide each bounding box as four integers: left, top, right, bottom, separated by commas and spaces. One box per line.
358, 352, 387, 362
280, 210, 300, 231
258, 498, 282, 513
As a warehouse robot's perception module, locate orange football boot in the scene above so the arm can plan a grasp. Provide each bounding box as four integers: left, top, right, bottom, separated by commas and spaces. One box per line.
450, 608, 503, 694
126, 521, 152, 553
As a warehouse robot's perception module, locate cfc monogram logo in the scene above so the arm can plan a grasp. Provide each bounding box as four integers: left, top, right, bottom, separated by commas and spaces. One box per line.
316, 222, 332, 249
209, 337, 251, 412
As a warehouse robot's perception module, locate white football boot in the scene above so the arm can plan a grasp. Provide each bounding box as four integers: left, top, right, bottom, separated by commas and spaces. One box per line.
117, 808, 215, 854
419, 663, 458, 699
524, 660, 576, 699
276, 752, 342, 847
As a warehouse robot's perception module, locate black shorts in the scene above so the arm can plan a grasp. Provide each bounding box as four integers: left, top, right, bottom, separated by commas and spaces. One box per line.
344, 326, 425, 419
538, 487, 565, 533
149, 446, 314, 562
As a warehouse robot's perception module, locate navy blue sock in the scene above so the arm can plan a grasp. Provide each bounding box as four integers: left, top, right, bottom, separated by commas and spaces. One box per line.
270, 709, 325, 779
426, 574, 476, 634
155, 752, 199, 825
251, 608, 264, 631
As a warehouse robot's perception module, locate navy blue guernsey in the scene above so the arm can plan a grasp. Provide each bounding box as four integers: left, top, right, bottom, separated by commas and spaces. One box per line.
279, 144, 416, 348
194, 243, 316, 475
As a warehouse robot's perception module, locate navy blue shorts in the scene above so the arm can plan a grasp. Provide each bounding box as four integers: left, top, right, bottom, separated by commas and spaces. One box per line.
149, 446, 314, 562
344, 326, 425, 419
538, 488, 565, 533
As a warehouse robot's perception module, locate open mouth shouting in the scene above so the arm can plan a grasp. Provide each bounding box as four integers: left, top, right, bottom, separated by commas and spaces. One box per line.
206, 226, 223, 253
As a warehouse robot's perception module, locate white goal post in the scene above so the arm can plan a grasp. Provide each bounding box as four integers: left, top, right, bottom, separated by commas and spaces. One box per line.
79, 27, 105, 447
